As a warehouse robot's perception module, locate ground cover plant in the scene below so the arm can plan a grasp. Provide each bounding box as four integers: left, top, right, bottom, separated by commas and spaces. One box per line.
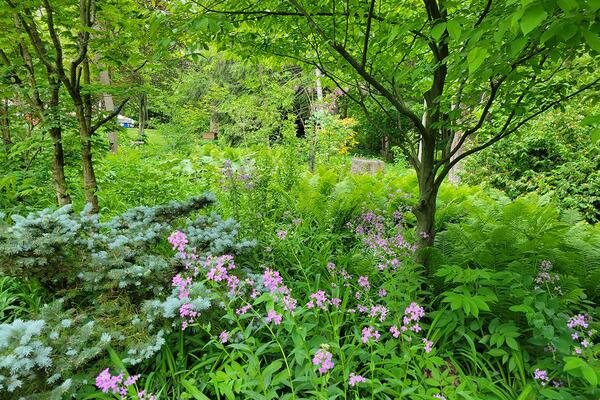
0, 0, 599, 399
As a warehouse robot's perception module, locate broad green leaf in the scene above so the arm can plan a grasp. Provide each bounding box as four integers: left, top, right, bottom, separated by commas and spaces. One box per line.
520, 5, 548, 35
563, 356, 587, 371
447, 20, 461, 40
591, 128, 600, 143
557, 0, 578, 11
431, 22, 446, 41
581, 364, 598, 386
467, 47, 489, 75
582, 29, 600, 53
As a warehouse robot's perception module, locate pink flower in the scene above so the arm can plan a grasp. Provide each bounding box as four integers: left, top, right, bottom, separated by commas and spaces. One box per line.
533, 368, 549, 386
219, 330, 229, 344
361, 326, 380, 344
277, 230, 287, 239
422, 337, 433, 353
331, 297, 342, 308
378, 288, 387, 297
312, 349, 334, 374
348, 372, 366, 386
567, 314, 589, 329
390, 325, 400, 338
168, 231, 188, 252
358, 276, 370, 289
266, 310, 282, 325
310, 290, 329, 309
236, 304, 251, 315
179, 303, 198, 329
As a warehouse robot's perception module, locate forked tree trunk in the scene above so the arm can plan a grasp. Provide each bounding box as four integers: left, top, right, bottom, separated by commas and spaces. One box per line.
48, 79, 71, 206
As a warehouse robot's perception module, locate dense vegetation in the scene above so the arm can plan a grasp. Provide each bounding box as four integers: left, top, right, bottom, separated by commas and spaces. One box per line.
0, 1, 599, 399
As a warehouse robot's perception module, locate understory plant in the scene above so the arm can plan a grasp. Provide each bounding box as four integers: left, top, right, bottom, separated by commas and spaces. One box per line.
0, 195, 254, 398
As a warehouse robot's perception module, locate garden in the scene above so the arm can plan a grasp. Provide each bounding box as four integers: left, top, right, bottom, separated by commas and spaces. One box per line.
0, 1, 599, 399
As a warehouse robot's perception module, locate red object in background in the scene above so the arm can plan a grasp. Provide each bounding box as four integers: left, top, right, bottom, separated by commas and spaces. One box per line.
24, 113, 40, 126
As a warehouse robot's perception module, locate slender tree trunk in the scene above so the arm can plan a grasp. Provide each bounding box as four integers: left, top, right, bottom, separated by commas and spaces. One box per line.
138, 92, 147, 141
98, 67, 118, 153
1, 99, 11, 151
73, 58, 99, 213
47, 79, 71, 206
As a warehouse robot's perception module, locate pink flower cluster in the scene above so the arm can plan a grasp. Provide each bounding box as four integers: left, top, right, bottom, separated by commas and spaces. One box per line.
361, 326, 381, 344
168, 230, 188, 253
567, 313, 594, 354
263, 268, 297, 313
402, 302, 425, 333
95, 368, 154, 399
348, 372, 366, 386
312, 349, 334, 374
266, 309, 283, 325
533, 368, 549, 386
351, 210, 415, 270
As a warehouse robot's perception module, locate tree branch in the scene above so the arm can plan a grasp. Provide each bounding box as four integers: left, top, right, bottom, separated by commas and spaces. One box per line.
90, 97, 130, 134
361, 0, 376, 68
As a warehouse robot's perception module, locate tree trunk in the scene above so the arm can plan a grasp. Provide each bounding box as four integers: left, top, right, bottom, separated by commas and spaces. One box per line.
73, 58, 99, 214
1, 99, 11, 151
138, 92, 147, 141
48, 79, 71, 206
448, 131, 465, 184
413, 130, 438, 269
79, 124, 99, 213
99, 67, 118, 153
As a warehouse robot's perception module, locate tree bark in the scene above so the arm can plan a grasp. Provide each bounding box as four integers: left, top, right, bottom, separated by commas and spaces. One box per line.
47, 78, 71, 206
138, 92, 147, 141
1, 99, 11, 151
413, 131, 437, 267
98, 67, 118, 153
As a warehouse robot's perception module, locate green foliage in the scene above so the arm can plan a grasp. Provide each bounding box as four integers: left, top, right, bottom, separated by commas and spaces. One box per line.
464, 105, 600, 222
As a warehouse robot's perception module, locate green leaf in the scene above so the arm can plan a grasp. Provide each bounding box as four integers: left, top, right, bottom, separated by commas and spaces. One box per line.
581, 364, 598, 386
539, 388, 564, 399
506, 337, 519, 350
591, 128, 600, 143
557, 0, 578, 11
431, 22, 446, 41
447, 20, 461, 40
181, 379, 212, 400
520, 5, 548, 35
582, 29, 600, 53
563, 356, 587, 371
467, 47, 489, 75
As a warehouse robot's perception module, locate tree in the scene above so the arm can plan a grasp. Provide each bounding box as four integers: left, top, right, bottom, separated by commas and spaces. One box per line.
0, 13, 71, 206
4, 0, 130, 213
181, 0, 600, 266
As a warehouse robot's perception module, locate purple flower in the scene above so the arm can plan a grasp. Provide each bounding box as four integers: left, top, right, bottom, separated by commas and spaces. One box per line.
312, 349, 334, 374
422, 337, 433, 353
266, 310, 282, 325
378, 288, 387, 297
219, 330, 229, 344
534, 368, 549, 386
390, 325, 401, 338
168, 231, 188, 252
361, 326, 380, 344
348, 372, 366, 386
358, 276, 370, 289
277, 230, 287, 239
